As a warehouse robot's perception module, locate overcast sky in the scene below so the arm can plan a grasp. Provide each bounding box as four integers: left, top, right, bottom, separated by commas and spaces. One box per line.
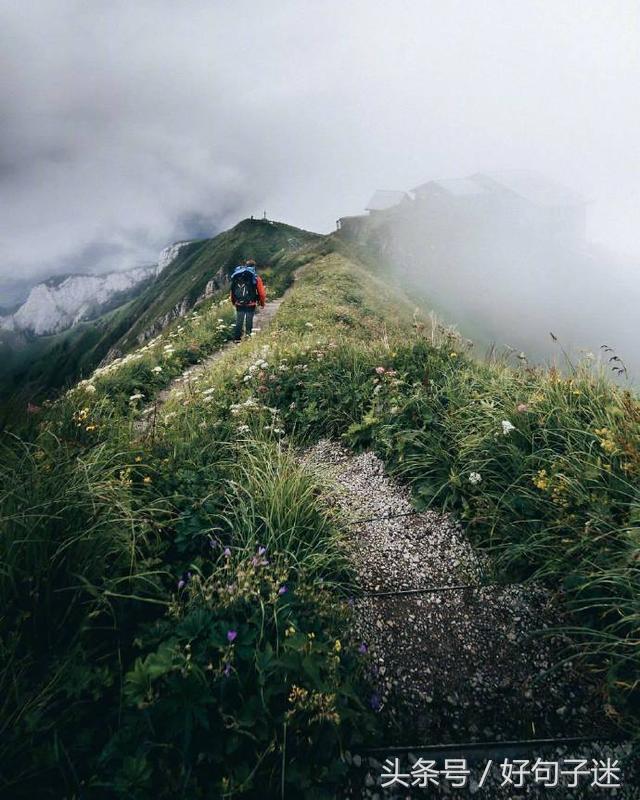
1, 0, 639, 288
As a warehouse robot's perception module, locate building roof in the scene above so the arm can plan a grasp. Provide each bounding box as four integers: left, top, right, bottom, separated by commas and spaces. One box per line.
413, 178, 491, 197
365, 190, 409, 211
471, 171, 583, 207
411, 171, 583, 208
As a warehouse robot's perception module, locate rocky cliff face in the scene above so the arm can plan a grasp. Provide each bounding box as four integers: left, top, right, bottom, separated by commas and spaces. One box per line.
0, 242, 192, 337
157, 241, 192, 271
132, 263, 228, 347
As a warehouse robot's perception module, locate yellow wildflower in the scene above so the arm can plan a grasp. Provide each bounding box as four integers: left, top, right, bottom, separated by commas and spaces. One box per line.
533, 469, 549, 491
288, 684, 308, 704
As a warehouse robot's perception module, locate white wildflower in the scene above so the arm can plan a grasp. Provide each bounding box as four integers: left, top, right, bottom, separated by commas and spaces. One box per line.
501, 420, 516, 435
152, 366, 163, 373
129, 393, 144, 401
469, 472, 482, 485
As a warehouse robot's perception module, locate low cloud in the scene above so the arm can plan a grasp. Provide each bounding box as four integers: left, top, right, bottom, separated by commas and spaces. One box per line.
1, 0, 639, 294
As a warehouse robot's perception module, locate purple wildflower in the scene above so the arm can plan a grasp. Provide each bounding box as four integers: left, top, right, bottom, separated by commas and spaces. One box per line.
278, 585, 288, 596
227, 629, 237, 643
177, 571, 191, 591
258, 546, 267, 556
369, 692, 382, 711
223, 662, 232, 677
223, 547, 231, 558
358, 642, 368, 655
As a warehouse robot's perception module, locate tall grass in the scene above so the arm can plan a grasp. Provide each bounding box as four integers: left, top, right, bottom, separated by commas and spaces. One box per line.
0, 425, 169, 792
219, 439, 350, 586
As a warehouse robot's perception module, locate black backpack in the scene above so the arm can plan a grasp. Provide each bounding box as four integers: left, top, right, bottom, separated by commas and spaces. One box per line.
231, 268, 258, 306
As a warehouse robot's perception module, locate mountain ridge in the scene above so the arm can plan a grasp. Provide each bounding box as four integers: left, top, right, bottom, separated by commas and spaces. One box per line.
0, 241, 195, 337
0, 218, 321, 421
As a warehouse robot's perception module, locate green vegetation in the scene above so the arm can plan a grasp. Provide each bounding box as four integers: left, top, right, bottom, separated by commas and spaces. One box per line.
0, 219, 320, 425
1, 224, 638, 797
112, 219, 320, 353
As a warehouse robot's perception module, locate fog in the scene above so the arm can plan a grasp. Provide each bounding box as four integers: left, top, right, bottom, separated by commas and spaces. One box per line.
1, 1, 639, 360
367, 190, 640, 378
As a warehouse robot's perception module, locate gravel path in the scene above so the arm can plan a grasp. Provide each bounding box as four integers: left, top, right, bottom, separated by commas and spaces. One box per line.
302, 440, 636, 797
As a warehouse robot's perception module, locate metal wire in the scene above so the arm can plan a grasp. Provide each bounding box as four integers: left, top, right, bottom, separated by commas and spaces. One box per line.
345, 509, 422, 526
361, 581, 507, 599
357, 733, 627, 758
340, 505, 631, 769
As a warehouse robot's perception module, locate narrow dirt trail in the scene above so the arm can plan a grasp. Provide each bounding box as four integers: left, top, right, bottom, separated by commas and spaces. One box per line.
135, 290, 291, 436
302, 441, 632, 795
155, 294, 287, 406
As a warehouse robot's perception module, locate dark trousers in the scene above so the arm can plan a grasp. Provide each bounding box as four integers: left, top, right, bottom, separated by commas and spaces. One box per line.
234, 306, 255, 340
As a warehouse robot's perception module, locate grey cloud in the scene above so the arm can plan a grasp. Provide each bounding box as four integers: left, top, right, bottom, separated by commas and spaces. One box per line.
1, 0, 639, 289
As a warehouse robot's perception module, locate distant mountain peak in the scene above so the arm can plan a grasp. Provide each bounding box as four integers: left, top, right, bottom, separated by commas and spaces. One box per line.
0, 242, 191, 337
158, 240, 194, 271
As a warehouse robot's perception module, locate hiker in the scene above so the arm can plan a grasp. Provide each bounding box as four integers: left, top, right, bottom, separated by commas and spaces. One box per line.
230, 258, 266, 341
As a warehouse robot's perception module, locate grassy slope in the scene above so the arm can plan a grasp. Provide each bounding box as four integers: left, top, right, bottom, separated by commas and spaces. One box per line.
114, 219, 320, 351
1, 229, 638, 796
0, 220, 320, 425
159, 242, 640, 735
